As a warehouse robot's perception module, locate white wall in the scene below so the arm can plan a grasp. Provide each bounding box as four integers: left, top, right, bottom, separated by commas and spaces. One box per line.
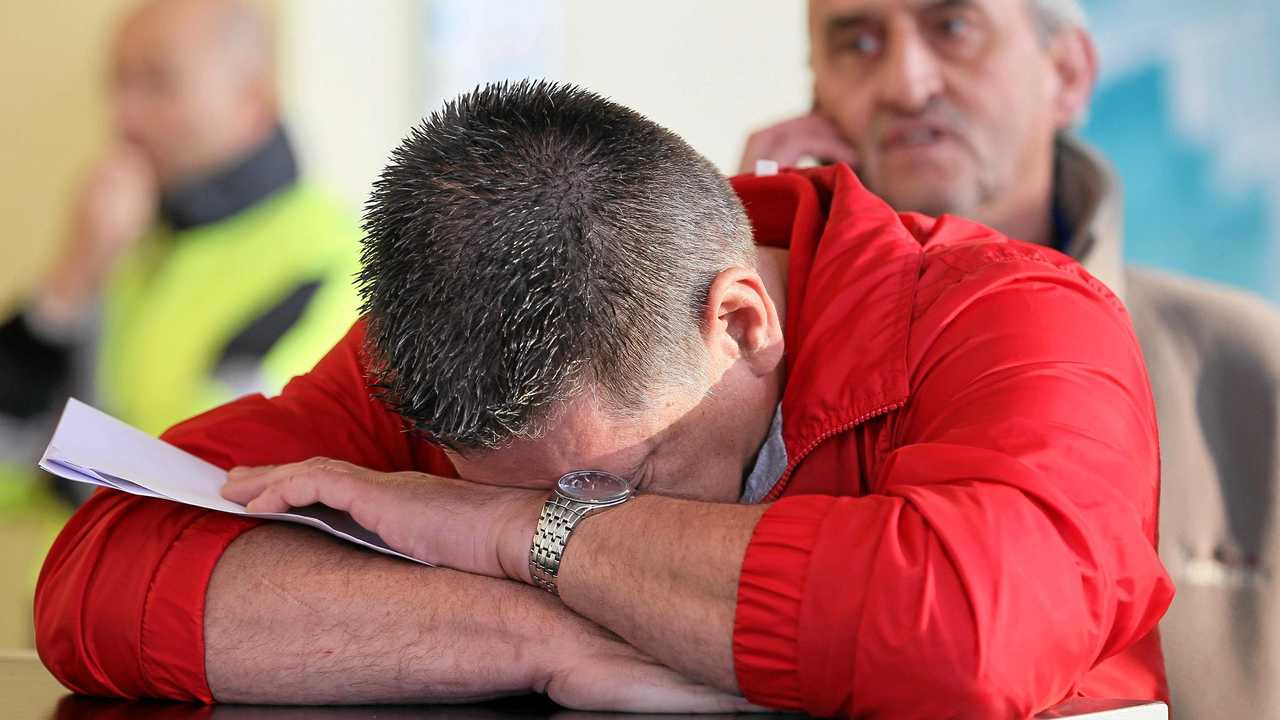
279, 0, 425, 212
0, 0, 136, 310
281, 0, 810, 208
423, 0, 812, 176
558, 1, 811, 175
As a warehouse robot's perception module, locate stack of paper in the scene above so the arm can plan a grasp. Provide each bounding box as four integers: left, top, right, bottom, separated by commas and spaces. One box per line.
39, 398, 425, 565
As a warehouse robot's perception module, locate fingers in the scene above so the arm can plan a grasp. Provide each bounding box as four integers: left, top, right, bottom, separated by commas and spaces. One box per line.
222, 458, 362, 514
220, 464, 280, 504
244, 469, 325, 514
739, 112, 858, 174
775, 132, 859, 169
613, 671, 758, 714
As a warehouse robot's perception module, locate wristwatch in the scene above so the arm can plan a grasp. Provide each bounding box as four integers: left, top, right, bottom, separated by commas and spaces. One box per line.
529, 470, 633, 595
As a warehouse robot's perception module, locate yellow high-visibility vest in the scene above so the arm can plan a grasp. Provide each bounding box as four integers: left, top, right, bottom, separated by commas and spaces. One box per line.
98, 183, 362, 435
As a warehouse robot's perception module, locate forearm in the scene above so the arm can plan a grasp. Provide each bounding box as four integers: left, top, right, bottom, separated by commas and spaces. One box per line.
555, 495, 767, 693
206, 523, 559, 704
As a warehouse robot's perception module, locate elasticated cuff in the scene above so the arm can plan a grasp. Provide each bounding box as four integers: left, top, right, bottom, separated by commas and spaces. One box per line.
140, 511, 262, 702
732, 495, 833, 710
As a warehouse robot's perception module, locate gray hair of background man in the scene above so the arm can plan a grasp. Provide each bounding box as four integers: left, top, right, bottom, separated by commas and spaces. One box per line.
1028, 0, 1093, 129
1030, 0, 1087, 40
358, 81, 756, 452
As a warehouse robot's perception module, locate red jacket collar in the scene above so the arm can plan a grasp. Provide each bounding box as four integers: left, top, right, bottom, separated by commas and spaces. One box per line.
730, 165, 923, 493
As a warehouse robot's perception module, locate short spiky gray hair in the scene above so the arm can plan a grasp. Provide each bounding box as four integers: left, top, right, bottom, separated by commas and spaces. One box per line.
359, 81, 755, 452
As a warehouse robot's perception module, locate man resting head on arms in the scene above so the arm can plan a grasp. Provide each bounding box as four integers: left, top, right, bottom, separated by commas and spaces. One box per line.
37, 81, 1174, 718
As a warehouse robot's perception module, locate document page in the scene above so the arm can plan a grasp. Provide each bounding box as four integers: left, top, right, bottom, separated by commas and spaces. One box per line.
39, 399, 425, 565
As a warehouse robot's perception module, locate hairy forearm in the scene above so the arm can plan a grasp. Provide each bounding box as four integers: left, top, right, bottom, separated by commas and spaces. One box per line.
205, 523, 559, 704
556, 495, 767, 693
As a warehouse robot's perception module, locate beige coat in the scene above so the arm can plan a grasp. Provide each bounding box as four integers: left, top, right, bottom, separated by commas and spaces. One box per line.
1061, 138, 1280, 718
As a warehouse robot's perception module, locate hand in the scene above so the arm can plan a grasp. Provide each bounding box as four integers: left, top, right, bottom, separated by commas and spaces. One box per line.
738, 112, 858, 175
537, 613, 765, 713
219, 460, 765, 713
76, 144, 157, 256
221, 458, 545, 582
41, 145, 157, 321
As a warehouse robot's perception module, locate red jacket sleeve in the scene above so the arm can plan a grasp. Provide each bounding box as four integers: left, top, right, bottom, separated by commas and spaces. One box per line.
733, 262, 1174, 717
34, 320, 444, 700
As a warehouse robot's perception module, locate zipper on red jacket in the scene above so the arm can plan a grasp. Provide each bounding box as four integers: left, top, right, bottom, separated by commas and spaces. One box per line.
762, 399, 906, 503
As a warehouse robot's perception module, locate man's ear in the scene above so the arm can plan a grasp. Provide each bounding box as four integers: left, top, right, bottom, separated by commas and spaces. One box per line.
701, 267, 783, 373
1049, 27, 1099, 130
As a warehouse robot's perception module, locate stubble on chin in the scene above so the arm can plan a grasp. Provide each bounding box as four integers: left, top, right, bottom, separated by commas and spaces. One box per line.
861, 156, 1001, 219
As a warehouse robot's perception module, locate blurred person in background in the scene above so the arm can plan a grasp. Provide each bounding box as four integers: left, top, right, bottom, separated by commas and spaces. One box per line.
0, 0, 359, 647
0, 0, 360, 466
740, 0, 1280, 716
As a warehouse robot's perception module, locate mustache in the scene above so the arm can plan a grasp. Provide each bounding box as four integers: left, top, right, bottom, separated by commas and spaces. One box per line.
869, 98, 973, 147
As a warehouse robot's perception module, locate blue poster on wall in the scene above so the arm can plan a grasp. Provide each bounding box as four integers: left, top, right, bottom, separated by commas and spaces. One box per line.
1081, 1, 1280, 301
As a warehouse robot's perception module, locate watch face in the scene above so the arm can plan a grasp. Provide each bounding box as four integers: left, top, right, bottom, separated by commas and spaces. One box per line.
557, 470, 632, 504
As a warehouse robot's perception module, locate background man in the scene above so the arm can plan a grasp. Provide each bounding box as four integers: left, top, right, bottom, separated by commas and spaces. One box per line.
37, 81, 1172, 717
739, 1, 1280, 716
0, 0, 360, 452
0, 0, 361, 652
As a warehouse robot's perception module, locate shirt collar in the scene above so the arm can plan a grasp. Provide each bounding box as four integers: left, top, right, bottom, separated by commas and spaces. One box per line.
731, 165, 922, 502
158, 124, 299, 231
1052, 135, 1128, 300
740, 404, 786, 504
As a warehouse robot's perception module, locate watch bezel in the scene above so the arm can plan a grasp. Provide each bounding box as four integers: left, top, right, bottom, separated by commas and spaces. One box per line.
556, 470, 632, 505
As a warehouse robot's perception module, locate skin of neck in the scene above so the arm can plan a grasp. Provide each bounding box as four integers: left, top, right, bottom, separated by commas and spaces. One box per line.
971, 148, 1056, 247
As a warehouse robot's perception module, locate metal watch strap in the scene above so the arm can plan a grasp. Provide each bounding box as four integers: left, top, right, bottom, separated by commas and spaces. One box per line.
529, 495, 593, 595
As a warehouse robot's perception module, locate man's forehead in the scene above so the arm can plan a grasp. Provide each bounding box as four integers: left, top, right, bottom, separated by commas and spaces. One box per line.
447, 440, 654, 491
445, 401, 661, 489
810, 0, 1014, 23
117, 4, 209, 63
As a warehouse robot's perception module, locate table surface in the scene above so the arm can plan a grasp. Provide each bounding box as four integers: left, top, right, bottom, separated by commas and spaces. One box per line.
1, 651, 1167, 719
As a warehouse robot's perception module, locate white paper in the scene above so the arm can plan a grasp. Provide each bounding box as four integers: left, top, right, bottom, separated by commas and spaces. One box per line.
1036, 700, 1167, 719
39, 398, 425, 565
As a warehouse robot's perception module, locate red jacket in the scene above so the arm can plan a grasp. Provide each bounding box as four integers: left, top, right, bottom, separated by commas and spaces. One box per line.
35, 166, 1173, 717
